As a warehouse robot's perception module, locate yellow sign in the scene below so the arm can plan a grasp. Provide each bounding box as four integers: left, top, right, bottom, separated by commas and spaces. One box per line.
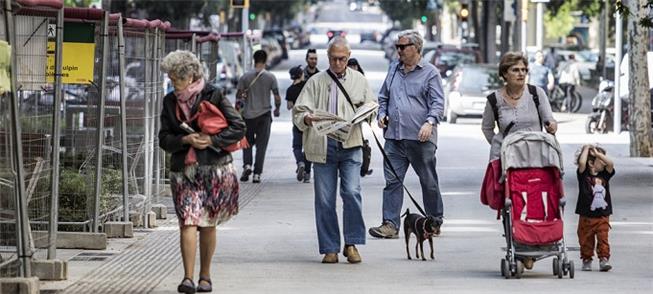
46, 41, 95, 84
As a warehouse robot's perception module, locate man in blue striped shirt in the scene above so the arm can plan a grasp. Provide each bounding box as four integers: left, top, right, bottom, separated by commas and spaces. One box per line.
369, 30, 445, 239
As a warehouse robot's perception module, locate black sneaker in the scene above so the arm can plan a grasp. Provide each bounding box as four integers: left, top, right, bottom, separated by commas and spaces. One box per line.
252, 174, 261, 183
303, 172, 310, 183
240, 165, 252, 182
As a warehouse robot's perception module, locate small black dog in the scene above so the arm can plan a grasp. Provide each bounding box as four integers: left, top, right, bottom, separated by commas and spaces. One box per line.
402, 208, 443, 261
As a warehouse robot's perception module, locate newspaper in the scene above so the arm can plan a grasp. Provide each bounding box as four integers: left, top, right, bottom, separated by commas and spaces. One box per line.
312, 102, 378, 142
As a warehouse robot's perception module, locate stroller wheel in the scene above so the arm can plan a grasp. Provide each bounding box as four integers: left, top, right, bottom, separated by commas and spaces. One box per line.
552, 258, 559, 276
501, 259, 510, 279
568, 260, 575, 279
514, 260, 524, 279
556, 259, 564, 279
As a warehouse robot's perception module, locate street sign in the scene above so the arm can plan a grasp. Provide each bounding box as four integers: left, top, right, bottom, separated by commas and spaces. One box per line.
48, 24, 56, 38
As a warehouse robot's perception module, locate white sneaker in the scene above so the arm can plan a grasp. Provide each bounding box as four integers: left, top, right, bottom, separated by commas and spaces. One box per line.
252, 174, 261, 183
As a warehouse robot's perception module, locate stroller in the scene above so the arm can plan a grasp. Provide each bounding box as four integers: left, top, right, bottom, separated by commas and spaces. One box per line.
498, 131, 574, 279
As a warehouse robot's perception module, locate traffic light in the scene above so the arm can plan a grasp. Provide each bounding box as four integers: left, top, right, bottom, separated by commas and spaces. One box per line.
231, 0, 249, 8
420, 15, 428, 24
249, 12, 256, 21
459, 4, 469, 22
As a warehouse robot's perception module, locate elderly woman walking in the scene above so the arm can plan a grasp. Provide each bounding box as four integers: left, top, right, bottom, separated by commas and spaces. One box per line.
480, 51, 557, 270
159, 50, 246, 293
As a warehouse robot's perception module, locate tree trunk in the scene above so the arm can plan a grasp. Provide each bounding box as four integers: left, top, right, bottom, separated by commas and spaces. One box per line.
471, 0, 480, 45
479, 1, 488, 62
513, 0, 522, 52
486, 0, 497, 63
627, 0, 653, 157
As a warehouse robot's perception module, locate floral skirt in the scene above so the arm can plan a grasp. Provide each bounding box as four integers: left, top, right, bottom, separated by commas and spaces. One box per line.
170, 163, 239, 227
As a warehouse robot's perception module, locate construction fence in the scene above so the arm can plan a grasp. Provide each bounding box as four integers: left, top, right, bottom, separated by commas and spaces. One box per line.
0, 0, 250, 279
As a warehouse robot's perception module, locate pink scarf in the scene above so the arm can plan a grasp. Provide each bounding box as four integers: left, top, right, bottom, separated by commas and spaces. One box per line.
175, 78, 205, 121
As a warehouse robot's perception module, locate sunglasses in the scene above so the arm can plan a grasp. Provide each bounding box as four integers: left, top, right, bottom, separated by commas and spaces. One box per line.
395, 43, 414, 50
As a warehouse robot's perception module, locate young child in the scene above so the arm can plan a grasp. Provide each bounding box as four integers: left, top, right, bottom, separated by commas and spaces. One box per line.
575, 144, 615, 272
286, 65, 311, 183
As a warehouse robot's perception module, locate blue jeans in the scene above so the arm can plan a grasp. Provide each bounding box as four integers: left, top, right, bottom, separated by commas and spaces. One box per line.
292, 126, 311, 172
313, 139, 365, 254
382, 139, 443, 229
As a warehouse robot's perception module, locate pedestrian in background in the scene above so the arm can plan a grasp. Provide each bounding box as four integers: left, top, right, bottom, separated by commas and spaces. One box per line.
236, 50, 282, 183
528, 50, 554, 94
304, 48, 320, 79
557, 54, 581, 112
544, 47, 559, 73
285, 65, 311, 183
575, 144, 615, 272
159, 50, 246, 293
293, 36, 378, 264
369, 30, 445, 239
347, 58, 365, 75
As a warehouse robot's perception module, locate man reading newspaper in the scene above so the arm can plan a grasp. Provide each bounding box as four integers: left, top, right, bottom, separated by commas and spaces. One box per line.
292, 36, 378, 264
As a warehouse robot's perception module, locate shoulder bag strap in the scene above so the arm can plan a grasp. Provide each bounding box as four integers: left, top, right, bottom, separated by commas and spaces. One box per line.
527, 84, 543, 129
246, 70, 265, 92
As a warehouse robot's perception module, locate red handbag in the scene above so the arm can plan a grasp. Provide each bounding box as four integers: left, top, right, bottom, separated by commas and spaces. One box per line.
177, 100, 249, 152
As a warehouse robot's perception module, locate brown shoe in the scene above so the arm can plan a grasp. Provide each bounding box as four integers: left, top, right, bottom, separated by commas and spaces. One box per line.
343, 245, 361, 264
321, 253, 338, 264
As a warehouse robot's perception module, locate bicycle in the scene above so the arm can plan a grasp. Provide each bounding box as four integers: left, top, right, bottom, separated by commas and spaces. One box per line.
549, 84, 582, 113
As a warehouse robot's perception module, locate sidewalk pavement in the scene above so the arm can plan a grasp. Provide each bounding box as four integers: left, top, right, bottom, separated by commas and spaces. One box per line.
41, 112, 653, 293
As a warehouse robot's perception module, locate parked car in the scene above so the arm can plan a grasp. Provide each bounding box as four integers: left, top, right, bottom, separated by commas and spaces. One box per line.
429, 46, 481, 78
286, 25, 311, 49
444, 64, 502, 124
263, 29, 289, 60
260, 37, 283, 68
327, 29, 346, 42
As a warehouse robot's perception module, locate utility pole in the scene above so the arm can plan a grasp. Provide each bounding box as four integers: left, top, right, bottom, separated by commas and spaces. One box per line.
520, 0, 528, 53
533, 0, 550, 50
614, 3, 622, 134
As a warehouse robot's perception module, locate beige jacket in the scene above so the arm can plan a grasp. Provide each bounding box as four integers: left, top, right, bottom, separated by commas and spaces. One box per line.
292, 68, 378, 164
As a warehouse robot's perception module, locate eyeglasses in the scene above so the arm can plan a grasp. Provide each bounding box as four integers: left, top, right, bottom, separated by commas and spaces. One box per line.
395, 43, 414, 50
329, 56, 348, 63
510, 67, 529, 73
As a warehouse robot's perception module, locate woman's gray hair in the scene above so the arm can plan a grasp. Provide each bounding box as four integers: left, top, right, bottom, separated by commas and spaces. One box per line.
397, 29, 424, 54
327, 36, 351, 54
160, 50, 204, 80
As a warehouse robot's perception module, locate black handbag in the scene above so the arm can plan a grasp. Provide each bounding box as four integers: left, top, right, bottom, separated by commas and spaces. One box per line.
326, 70, 373, 177
360, 139, 373, 177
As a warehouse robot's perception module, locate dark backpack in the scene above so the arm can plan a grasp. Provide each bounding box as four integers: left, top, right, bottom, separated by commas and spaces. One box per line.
486, 84, 542, 136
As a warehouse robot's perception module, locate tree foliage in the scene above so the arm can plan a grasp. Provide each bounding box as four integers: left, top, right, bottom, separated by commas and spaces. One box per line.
248, 0, 305, 28
378, 0, 428, 29
544, 1, 576, 39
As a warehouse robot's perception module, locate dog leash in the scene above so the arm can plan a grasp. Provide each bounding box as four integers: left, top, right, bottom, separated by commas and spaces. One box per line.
369, 129, 428, 216
326, 69, 429, 217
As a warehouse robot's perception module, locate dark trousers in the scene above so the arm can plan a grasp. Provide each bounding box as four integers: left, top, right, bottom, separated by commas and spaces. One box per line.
560, 83, 576, 110
292, 126, 312, 173
577, 216, 611, 261
243, 111, 272, 174
382, 139, 443, 228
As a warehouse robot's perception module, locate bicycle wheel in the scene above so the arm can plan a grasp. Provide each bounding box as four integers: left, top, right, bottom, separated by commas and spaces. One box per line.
571, 91, 583, 113
550, 87, 564, 112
